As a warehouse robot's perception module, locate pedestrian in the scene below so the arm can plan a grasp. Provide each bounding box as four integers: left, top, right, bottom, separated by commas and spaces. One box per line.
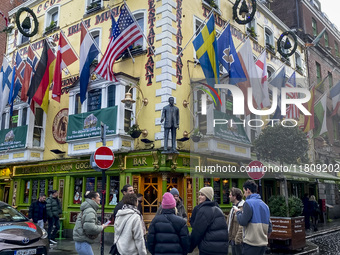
156, 187, 187, 221
227, 188, 245, 255
234, 180, 272, 255
73, 191, 108, 255
309, 195, 319, 231
113, 193, 147, 255
137, 193, 143, 215
189, 187, 229, 255
147, 192, 190, 255
302, 193, 311, 230
112, 184, 134, 221
46, 190, 62, 244
28, 193, 47, 230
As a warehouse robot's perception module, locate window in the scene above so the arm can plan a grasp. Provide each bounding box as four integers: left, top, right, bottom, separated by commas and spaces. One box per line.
109, 176, 120, 205
86, 0, 102, 14
328, 72, 333, 89
86, 177, 95, 192
265, 27, 274, 48
267, 66, 275, 79
108, 85, 116, 107
87, 88, 102, 112
335, 42, 339, 57
324, 32, 329, 47
204, 178, 230, 205
124, 86, 133, 133
133, 12, 144, 49
22, 107, 27, 126
1, 113, 6, 130
316, 62, 322, 85
23, 180, 30, 204
203, 0, 219, 9
295, 52, 302, 72
196, 90, 207, 135
90, 30, 100, 62
45, 6, 60, 31
225, 94, 233, 115
9, 110, 19, 129
312, 18, 317, 37
73, 178, 83, 204
21, 178, 52, 204
246, 18, 257, 39
33, 108, 44, 147
75, 93, 81, 114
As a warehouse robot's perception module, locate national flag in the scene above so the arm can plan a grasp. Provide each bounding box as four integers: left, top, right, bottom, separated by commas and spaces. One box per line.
285, 72, 300, 119
237, 39, 264, 115
313, 93, 327, 137
217, 24, 246, 85
79, 21, 100, 103
255, 51, 270, 108
9, 52, 25, 116
270, 66, 286, 120
21, 45, 38, 102
303, 87, 315, 133
27, 40, 56, 113
193, 14, 219, 88
0, 57, 13, 114
53, 32, 78, 102
306, 28, 326, 47
330, 81, 340, 116
95, 4, 143, 83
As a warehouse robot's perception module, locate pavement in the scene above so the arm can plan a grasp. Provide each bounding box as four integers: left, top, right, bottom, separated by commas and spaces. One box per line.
48, 219, 340, 255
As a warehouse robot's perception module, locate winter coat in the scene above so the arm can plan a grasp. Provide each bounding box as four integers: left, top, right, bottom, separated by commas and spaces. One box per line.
189, 201, 229, 255
112, 200, 124, 221
226, 200, 244, 244
147, 208, 189, 255
46, 196, 62, 218
236, 194, 272, 247
28, 201, 47, 223
73, 198, 103, 244
114, 207, 147, 255
156, 198, 188, 221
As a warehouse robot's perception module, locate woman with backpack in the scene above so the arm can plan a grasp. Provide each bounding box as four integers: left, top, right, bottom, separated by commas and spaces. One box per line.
189, 187, 229, 255
113, 193, 147, 255
73, 191, 108, 255
147, 192, 190, 255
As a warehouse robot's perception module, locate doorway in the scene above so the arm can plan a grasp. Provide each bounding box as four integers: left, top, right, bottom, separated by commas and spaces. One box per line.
2, 186, 10, 203
141, 175, 161, 223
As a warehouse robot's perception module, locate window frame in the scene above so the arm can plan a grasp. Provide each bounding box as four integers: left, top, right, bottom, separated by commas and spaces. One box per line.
264, 26, 274, 48
324, 31, 329, 47
20, 178, 53, 205
335, 42, 339, 57
85, 0, 103, 14
90, 28, 102, 62
44, 5, 60, 30
131, 10, 146, 50
328, 71, 333, 89
312, 18, 317, 37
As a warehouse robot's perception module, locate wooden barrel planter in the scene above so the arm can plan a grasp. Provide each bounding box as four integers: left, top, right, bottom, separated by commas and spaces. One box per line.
268, 216, 305, 251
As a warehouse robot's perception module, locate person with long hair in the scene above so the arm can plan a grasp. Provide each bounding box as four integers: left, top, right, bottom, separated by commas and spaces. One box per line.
309, 195, 319, 231
73, 191, 108, 255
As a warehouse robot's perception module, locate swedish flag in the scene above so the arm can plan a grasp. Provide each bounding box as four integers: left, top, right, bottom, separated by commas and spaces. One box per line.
193, 15, 219, 87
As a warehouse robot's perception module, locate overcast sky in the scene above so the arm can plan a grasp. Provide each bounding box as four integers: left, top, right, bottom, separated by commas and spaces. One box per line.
319, 0, 340, 30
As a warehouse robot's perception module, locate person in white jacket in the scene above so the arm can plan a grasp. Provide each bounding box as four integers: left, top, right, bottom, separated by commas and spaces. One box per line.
114, 193, 147, 255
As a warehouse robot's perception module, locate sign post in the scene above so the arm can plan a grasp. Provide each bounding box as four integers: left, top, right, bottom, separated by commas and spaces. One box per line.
92, 123, 115, 255
247, 161, 265, 197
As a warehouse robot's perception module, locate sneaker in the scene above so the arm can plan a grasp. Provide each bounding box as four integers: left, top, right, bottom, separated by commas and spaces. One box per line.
50, 239, 57, 244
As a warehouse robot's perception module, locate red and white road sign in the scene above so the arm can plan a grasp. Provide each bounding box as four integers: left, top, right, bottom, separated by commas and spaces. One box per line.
94, 146, 114, 169
247, 160, 265, 180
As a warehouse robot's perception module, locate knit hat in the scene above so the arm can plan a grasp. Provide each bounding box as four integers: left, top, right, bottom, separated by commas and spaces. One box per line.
199, 187, 214, 201
162, 192, 176, 209
170, 187, 179, 196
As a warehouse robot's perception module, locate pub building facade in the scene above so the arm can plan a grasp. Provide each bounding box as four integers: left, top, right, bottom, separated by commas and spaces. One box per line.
2, 0, 340, 236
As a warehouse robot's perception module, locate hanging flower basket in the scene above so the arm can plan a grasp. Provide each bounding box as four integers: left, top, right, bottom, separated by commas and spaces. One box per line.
128, 124, 142, 139
130, 130, 142, 139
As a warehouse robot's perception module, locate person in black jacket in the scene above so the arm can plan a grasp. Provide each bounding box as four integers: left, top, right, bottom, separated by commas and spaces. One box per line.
147, 192, 189, 255
29, 193, 47, 230
112, 184, 134, 221
189, 187, 229, 255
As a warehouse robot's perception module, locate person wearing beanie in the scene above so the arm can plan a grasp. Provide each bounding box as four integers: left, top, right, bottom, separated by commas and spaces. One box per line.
156, 187, 187, 221
189, 187, 229, 255
147, 192, 189, 255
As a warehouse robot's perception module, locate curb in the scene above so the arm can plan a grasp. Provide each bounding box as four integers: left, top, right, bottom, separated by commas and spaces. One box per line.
306, 226, 340, 239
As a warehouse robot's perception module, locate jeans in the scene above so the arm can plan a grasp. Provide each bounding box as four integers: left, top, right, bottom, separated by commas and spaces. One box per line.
37, 220, 44, 230
48, 216, 60, 240
231, 243, 243, 255
242, 243, 266, 255
75, 242, 94, 255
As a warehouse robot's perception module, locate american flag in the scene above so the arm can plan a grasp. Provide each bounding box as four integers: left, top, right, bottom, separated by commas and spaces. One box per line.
286, 72, 300, 119
95, 4, 143, 81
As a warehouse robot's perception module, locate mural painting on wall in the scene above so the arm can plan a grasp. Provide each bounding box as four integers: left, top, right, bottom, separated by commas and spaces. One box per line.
176, 0, 183, 85
145, 0, 155, 86
52, 108, 69, 144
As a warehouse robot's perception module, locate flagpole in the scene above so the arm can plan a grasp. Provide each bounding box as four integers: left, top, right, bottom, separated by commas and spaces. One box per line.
107, 5, 135, 63
123, 1, 156, 56
81, 19, 104, 56
176, 10, 214, 58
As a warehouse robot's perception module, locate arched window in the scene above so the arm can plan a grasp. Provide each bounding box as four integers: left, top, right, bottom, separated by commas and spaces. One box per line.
45, 5, 60, 32
265, 27, 274, 48
90, 28, 101, 61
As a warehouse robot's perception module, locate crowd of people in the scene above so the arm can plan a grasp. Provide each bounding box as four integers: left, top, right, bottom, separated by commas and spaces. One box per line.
30, 180, 275, 255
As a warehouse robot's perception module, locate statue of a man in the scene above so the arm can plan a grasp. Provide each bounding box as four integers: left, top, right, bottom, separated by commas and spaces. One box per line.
161, 97, 179, 153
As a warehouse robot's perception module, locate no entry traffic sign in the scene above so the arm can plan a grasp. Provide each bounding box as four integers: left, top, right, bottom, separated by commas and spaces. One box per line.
247, 160, 265, 180
94, 146, 114, 169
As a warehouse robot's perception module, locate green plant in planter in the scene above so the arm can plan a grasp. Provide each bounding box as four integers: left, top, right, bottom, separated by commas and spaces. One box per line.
87, 2, 98, 11
205, 0, 218, 9
247, 27, 257, 38
45, 21, 56, 33
268, 195, 303, 217
266, 43, 275, 52
128, 124, 142, 138
191, 128, 202, 142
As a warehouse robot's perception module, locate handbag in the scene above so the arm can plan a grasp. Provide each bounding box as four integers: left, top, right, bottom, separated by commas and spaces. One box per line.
109, 214, 133, 255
